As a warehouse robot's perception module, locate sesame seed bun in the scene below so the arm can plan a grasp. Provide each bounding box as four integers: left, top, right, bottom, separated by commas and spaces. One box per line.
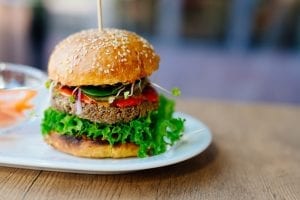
45, 132, 139, 158
48, 28, 160, 86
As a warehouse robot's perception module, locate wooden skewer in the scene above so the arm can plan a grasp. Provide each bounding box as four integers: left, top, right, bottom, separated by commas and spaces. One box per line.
97, 0, 103, 31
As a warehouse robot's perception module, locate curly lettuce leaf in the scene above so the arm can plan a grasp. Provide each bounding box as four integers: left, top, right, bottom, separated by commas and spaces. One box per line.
41, 95, 185, 157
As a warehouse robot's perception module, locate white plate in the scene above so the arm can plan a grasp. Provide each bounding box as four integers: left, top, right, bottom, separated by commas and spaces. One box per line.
0, 112, 212, 174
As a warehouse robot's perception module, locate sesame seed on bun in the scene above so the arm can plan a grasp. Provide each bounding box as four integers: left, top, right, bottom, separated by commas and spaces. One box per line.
48, 28, 160, 86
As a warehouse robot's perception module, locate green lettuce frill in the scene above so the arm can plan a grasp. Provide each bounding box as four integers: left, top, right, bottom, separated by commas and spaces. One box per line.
41, 95, 185, 157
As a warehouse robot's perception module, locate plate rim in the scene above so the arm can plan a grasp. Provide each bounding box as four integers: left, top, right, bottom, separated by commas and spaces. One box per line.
0, 112, 212, 174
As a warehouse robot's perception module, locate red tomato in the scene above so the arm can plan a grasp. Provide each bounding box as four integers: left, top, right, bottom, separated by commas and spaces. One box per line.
113, 86, 158, 108
143, 86, 158, 102
80, 94, 94, 104
59, 86, 73, 96
113, 97, 143, 108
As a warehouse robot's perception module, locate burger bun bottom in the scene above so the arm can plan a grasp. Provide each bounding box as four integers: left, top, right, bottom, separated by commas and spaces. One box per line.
45, 132, 139, 158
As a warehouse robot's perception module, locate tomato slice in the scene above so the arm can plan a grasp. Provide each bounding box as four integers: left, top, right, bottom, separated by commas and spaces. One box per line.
113, 86, 158, 108
143, 86, 158, 102
59, 86, 73, 96
80, 93, 94, 104
113, 97, 144, 108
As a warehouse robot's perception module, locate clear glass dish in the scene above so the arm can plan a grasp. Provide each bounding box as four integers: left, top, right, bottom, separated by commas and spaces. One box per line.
0, 63, 48, 133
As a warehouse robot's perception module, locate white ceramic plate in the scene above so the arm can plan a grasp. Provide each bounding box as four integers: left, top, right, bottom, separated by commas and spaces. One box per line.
0, 112, 212, 174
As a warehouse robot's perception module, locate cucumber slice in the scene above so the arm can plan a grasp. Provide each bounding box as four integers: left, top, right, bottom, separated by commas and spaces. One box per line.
81, 85, 123, 97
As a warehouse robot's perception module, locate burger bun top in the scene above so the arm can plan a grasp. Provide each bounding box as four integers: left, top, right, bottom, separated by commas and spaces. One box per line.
48, 28, 160, 86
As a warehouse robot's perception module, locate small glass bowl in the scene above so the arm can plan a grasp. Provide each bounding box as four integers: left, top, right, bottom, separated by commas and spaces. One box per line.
0, 63, 48, 133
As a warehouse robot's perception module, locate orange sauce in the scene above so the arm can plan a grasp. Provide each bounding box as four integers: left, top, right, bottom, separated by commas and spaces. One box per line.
0, 89, 37, 128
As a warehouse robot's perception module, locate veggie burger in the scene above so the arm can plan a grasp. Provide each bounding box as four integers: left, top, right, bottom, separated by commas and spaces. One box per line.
41, 28, 184, 158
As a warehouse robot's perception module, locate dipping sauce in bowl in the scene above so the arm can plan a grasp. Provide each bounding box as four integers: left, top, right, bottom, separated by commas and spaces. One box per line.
0, 63, 47, 132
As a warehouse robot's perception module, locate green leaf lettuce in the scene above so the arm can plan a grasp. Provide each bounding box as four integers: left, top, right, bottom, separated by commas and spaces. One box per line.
41, 95, 185, 157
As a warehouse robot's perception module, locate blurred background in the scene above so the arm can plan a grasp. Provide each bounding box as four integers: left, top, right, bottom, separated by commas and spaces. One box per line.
0, 0, 299, 104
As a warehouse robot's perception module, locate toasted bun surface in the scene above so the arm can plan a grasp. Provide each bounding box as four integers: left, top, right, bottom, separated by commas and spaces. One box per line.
45, 132, 139, 158
48, 29, 160, 86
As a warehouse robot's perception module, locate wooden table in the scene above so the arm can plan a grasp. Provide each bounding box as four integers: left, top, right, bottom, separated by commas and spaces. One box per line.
0, 100, 299, 200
